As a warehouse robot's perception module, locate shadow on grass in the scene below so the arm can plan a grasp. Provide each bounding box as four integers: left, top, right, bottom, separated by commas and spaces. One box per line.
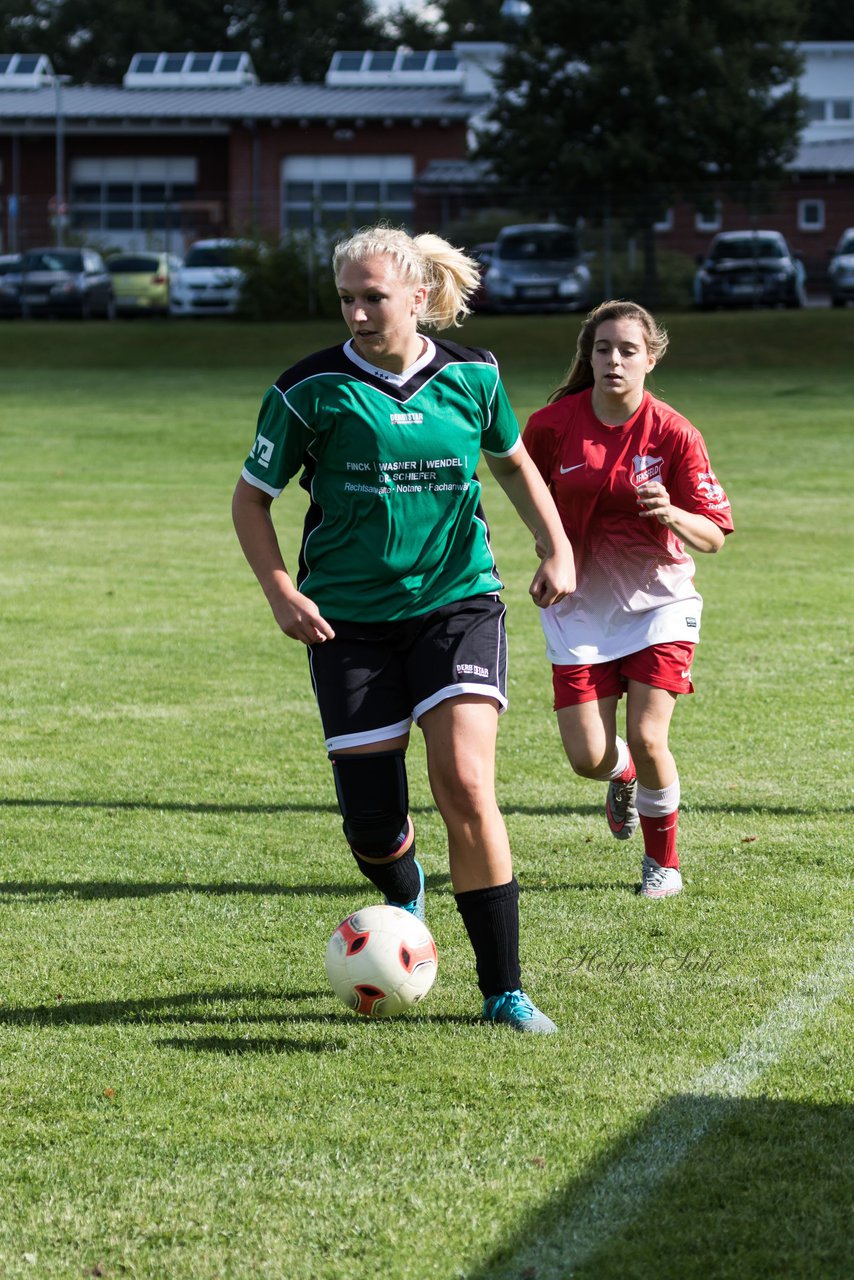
467, 1095, 853, 1280
2, 797, 851, 817
0, 986, 476, 1034
0, 874, 447, 902
0, 987, 321, 1027
0, 875, 640, 903
0, 796, 341, 815
157, 1035, 347, 1054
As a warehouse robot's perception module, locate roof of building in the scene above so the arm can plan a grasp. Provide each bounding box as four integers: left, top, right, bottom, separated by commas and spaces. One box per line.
0, 81, 475, 124
793, 135, 854, 172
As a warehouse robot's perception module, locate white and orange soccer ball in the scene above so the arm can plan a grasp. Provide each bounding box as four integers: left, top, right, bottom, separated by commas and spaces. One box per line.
324, 904, 438, 1017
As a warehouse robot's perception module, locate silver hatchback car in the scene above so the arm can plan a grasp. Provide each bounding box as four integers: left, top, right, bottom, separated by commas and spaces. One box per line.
480, 223, 591, 313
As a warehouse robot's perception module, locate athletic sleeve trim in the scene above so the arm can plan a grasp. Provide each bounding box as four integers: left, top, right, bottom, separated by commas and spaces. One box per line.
240, 466, 283, 498
482, 436, 523, 459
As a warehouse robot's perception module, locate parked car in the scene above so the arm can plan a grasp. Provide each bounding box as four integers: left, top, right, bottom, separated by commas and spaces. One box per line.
466, 242, 494, 312
169, 239, 247, 316
107, 251, 182, 316
479, 223, 591, 313
18, 247, 115, 319
694, 230, 806, 310
828, 227, 854, 308
0, 253, 22, 317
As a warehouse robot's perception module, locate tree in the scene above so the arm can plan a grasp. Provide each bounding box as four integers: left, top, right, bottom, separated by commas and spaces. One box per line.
477, 0, 807, 302
374, 0, 534, 50
802, 0, 854, 39
221, 0, 384, 84
0, 0, 390, 83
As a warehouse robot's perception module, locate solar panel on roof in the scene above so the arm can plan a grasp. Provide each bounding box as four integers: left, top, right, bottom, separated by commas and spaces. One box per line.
122, 51, 256, 86
337, 53, 365, 71
325, 48, 464, 86
0, 52, 54, 86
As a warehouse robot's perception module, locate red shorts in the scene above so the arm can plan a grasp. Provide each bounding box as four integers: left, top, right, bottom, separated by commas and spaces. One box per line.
552, 642, 696, 710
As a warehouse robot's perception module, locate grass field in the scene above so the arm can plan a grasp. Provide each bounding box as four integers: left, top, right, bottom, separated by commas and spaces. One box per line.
1, 311, 852, 1279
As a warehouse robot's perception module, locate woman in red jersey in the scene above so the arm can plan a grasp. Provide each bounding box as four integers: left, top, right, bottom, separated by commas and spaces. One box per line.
523, 300, 733, 898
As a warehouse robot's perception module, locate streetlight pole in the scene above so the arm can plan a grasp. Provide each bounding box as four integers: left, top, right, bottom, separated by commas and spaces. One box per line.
53, 74, 70, 248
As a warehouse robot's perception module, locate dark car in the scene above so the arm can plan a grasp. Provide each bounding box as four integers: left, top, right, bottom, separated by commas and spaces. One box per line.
0, 253, 22, 317
480, 223, 591, 313
467, 242, 494, 312
19, 247, 115, 319
828, 227, 854, 308
694, 230, 806, 310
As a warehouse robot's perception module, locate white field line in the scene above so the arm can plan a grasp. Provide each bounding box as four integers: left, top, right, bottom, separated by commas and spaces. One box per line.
511, 931, 854, 1278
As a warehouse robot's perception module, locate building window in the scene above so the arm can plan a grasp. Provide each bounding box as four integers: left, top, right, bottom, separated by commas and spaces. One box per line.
695, 201, 722, 233
282, 154, 414, 234
653, 208, 674, 233
798, 199, 825, 232
807, 98, 854, 123
68, 157, 198, 247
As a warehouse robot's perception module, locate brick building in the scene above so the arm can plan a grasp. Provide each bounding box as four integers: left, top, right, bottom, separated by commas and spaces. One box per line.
0, 40, 852, 280
0, 46, 492, 254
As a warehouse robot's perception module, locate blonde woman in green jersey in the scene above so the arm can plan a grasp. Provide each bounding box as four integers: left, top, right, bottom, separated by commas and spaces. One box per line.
233, 225, 575, 1032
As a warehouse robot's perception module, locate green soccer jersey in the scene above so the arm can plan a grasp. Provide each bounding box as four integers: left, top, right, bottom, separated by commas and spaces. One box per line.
241, 336, 521, 621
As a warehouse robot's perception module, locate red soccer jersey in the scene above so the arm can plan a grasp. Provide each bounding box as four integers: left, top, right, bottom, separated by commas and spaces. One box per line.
523, 388, 733, 663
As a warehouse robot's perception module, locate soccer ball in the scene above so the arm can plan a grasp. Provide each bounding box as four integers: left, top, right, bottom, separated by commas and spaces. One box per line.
325, 904, 438, 1017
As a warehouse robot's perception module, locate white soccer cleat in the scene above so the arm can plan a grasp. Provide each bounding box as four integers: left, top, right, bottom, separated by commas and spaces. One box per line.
640, 855, 683, 899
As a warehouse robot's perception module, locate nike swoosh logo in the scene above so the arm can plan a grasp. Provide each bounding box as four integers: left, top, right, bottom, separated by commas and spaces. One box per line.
559, 462, 585, 474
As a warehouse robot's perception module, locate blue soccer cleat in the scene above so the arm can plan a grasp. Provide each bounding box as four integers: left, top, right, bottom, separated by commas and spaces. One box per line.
482, 988, 557, 1034
385, 858, 426, 923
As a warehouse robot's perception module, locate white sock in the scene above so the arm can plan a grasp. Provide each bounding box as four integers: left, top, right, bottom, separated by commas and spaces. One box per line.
604, 736, 633, 782
636, 778, 681, 818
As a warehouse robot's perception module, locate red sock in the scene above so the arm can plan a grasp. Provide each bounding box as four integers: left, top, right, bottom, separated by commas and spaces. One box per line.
639, 811, 679, 868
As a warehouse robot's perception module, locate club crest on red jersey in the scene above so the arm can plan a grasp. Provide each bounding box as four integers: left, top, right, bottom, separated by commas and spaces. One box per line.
631, 453, 664, 486
697, 471, 727, 505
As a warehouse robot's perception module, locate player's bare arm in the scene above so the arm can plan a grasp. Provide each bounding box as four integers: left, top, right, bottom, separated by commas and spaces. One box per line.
485, 446, 576, 606
635, 481, 725, 553
231, 476, 336, 644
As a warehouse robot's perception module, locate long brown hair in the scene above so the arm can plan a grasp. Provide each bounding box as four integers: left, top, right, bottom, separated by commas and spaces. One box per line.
549, 299, 669, 403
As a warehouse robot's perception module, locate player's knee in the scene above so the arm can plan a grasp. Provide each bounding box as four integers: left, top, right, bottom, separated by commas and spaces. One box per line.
626, 726, 667, 768
564, 745, 610, 779
429, 757, 489, 823
329, 750, 413, 862
569, 758, 603, 780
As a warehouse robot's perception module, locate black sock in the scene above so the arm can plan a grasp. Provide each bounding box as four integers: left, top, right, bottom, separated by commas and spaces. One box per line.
455, 878, 521, 997
352, 841, 421, 905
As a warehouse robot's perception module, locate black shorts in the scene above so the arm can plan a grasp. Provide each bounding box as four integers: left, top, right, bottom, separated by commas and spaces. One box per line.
307, 594, 508, 751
